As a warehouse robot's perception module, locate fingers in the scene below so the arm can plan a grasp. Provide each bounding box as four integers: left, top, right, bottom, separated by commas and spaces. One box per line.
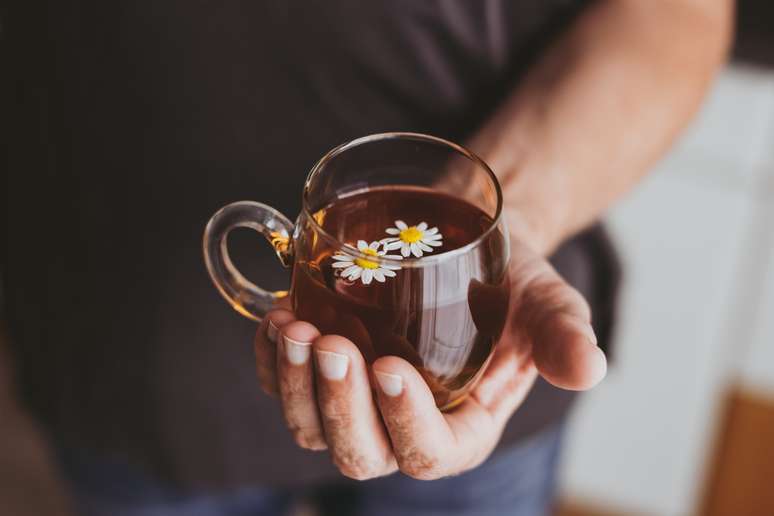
371, 356, 461, 480
254, 309, 295, 396
472, 342, 538, 426
276, 321, 327, 450
512, 256, 607, 391
532, 311, 607, 390
313, 335, 396, 480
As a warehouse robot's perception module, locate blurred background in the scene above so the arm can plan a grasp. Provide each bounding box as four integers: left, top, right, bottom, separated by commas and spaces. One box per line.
556, 3, 774, 514
2, 2, 773, 516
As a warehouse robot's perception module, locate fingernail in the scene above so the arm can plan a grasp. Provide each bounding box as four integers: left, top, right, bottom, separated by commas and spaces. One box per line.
374, 371, 403, 397
316, 350, 349, 380
283, 336, 311, 365
266, 319, 279, 344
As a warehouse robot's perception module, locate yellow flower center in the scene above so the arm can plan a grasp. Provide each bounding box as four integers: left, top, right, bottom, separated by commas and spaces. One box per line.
399, 227, 423, 243
354, 247, 379, 269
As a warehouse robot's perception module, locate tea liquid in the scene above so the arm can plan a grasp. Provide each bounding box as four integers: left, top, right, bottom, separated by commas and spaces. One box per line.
291, 186, 509, 407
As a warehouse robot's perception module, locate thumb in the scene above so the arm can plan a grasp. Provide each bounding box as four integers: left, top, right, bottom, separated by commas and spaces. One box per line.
510, 250, 607, 391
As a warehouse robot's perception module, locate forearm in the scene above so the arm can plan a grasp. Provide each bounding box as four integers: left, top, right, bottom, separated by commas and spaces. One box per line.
471, 0, 733, 254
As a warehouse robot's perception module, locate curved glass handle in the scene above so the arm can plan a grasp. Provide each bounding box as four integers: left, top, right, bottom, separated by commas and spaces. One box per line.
203, 201, 294, 321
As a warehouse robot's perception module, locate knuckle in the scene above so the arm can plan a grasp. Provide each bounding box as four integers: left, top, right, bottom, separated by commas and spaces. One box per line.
397, 449, 445, 480
524, 280, 564, 313
401, 465, 444, 481
323, 411, 355, 435
318, 396, 354, 427
333, 453, 383, 481
338, 465, 379, 481
540, 282, 589, 319
290, 426, 327, 451
281, 378, 310, 399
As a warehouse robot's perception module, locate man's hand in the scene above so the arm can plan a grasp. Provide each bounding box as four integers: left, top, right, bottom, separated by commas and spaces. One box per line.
253, 238, 605, 481
252, 0, 732, 481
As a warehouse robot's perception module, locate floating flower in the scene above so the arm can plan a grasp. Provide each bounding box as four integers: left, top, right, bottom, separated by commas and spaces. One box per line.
382, 220, 442, 258
331, 240, 402, 285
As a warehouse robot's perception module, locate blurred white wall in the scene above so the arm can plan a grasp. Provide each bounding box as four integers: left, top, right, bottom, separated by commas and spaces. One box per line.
558, 64, 774, 516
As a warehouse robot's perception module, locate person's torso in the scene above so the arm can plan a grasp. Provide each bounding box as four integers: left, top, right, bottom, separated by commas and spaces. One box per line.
4, 0, 587, 487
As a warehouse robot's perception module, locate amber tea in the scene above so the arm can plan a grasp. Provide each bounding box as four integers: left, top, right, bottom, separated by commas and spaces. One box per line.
204, 132, 509, 410
291, 186, 509, 408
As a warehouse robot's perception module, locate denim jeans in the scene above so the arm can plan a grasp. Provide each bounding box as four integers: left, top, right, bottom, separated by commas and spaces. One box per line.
57, 424, 563, 516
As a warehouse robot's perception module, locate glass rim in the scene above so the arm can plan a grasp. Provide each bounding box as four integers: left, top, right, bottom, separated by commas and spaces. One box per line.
301, 132, 504, 268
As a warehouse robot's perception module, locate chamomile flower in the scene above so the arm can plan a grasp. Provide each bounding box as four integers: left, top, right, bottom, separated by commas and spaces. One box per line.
331, 240, 402, 285
382, 220, 443, 258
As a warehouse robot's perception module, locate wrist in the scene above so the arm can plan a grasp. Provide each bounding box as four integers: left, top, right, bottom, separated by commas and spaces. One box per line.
500, 163, 571, 257
503, 206, 560, 257
468, 125, 569, 257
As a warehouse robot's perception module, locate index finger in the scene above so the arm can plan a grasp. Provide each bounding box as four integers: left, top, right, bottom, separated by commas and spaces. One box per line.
371, 356, 464, 480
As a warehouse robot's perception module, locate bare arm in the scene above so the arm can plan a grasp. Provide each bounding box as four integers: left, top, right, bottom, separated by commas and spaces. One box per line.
473, 0, 734, 254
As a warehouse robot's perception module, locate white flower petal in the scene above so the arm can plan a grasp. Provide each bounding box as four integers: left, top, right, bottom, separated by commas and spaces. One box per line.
369, 241, 380, 250
384, 241, 402, 251
381, 254, 403, 260
382, 263, 402, 270
385, 228, 400, 235
372, 270, 385, 282
357, 240, 368, 251
417, 222, 428, 231
361, 268, 373, 285
382, 268, 397, 277
332, 254, 354, 261
423, 233, 442, 241
401, 244, 411, 257
332, 261, 354, 268
424, 227, 439, 235
342, 265, 360, 277
410, 242, 423, 257
395, 220, 408, 230
425, 240, 443, 247
417, 242, 433, 253
347, 267, 362, 281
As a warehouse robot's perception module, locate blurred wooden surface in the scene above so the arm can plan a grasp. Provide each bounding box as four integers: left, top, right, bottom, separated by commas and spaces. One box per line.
700, 389, 774, 516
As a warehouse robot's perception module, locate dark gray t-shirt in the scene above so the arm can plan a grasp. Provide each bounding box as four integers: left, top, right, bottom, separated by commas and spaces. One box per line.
4, 0, 618, 489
